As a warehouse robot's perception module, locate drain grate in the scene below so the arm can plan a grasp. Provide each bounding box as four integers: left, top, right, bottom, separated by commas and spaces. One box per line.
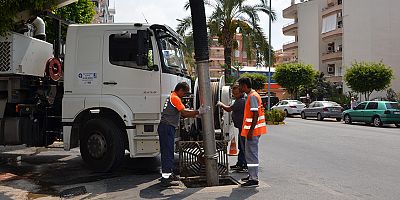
59, 186, 87, 198
181, 176, 239, 188
178, 141, 228, 178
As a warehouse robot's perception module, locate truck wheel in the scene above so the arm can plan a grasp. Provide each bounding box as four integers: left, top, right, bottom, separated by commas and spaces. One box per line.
80, 119, 125, 172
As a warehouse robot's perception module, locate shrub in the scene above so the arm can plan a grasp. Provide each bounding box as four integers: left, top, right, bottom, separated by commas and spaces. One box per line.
265, 109, 286, 123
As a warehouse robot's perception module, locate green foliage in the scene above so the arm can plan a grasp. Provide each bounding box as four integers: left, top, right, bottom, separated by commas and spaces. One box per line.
265, 109, 286, 123
239, 73, 267, 90
344, 61, 394, 100
54, 0, 95, 24
0, 0, 57, 36
386, 88, 399, 102
180, 0, 276, 80
273, 63, 317, 99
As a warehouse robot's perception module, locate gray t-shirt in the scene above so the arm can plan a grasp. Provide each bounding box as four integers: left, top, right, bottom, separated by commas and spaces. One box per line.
231, 96, 246, 128
160, 92, 185, 128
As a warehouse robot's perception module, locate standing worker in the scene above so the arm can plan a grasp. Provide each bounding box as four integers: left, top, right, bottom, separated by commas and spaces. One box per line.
216, 85, 247, 172
237, 77, 267, 187
158, 82, 209, 187
350, 97, 357, 109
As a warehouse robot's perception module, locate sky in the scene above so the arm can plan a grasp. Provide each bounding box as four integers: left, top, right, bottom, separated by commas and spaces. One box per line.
113, 0, 294, 50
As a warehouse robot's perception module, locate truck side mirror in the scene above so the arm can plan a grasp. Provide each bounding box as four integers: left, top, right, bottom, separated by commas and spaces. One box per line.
137, 30, 149, 66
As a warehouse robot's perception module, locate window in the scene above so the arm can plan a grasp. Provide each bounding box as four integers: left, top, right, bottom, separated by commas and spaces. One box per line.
355, 102, 367, 110
159, 37, 186, 71
322, 14, 337, 33
109, 33, 152, 70
309, 102, 316, 108
385, 103, 400, 109
366, 102, 378, 110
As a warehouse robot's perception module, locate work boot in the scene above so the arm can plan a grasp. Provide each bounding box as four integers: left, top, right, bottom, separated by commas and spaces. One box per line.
230, 164, 241, 170
241, 176, 250, 182
241, 180, 259, 188
160, 178, 179, 187
234, 165, 248, 173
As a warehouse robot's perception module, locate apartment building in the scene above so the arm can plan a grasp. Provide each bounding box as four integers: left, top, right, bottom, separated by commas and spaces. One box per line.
92, 0, 115, 23
209, 33, 257, 77
282, 0, 400, 97
274, 49, 297, 65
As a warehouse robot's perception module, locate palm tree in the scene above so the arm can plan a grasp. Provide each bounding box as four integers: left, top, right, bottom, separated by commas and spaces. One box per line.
177, 0, 276, 79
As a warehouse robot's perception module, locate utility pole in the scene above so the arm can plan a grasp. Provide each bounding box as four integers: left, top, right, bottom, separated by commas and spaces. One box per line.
189, 0, 219, 186
267, 0, 272, 111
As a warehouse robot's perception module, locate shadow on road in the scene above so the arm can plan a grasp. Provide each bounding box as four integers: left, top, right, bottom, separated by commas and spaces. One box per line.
0, 149, 161, 199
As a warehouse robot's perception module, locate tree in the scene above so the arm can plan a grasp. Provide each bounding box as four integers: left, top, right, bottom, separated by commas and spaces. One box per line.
42, 0, 95, 51
239, 72, 267, 90
273, 63, 316, 99
344, 61, 394, 100
178, 0, 276, 80
0, 0, 57, 36
53, 0, 95, 24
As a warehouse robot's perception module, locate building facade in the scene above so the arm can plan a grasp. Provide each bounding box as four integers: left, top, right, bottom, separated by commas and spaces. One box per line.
92, 0, 115, 23
209, 33, 257, 77
282, 0, 400, 98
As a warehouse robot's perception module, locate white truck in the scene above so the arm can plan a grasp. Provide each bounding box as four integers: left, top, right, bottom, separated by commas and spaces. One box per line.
0, 21, 231, 172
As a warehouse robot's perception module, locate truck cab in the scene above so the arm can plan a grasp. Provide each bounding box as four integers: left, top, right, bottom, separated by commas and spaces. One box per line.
62, 23, 191, 171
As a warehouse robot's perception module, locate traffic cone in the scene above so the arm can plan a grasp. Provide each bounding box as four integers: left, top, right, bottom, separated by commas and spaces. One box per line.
228, 137, 238, 156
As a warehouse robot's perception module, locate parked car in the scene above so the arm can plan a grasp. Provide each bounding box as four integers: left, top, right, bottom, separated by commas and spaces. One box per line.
261, 96, 280, 110
301, 101, 344, 121
342, 101, 400, 127
271, 100, 306, 116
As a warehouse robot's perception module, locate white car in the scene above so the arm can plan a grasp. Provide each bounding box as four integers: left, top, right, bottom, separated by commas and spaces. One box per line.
271, 100, 306, 116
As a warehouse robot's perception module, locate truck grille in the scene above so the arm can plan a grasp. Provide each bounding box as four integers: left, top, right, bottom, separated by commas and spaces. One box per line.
0, 42, 11, 72
178, 141, 228, 178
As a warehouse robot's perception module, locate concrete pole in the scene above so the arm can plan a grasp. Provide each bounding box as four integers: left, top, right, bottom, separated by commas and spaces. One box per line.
267, 0, 272, 111
189, 0, 219, 186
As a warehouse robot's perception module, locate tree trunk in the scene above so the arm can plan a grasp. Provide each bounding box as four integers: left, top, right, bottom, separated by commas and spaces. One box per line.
224, 46, 232, 79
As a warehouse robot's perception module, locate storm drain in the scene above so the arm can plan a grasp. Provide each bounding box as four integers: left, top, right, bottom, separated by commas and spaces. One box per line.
59, 186, 87, 198
181, 176, 239, 188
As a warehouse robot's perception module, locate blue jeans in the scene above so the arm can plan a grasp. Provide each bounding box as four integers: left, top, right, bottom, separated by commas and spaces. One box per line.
158, 123, 175, 174
237, 127, 247, 166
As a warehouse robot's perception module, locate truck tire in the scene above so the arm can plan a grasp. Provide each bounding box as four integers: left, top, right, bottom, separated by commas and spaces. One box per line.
80, 119, 125, 172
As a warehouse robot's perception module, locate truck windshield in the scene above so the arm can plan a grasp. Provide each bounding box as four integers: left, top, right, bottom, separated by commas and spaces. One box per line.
159, 36, 186, 71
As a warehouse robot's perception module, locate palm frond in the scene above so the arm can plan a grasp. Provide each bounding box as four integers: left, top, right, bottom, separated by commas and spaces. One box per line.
176, 16, 192, 36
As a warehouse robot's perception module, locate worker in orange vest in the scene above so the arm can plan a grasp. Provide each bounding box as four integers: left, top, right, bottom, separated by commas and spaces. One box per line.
237, 77, 267, 187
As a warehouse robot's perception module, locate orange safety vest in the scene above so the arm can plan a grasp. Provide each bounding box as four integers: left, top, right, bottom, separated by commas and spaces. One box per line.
241, 90, 267, 137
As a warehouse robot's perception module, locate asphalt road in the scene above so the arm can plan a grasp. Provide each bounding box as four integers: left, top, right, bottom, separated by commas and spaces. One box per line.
0, 117, 399, 199
258, 117, 400, 200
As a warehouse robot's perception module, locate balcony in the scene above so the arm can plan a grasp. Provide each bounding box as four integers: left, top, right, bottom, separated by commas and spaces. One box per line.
283, 41, 298, 52
322, 27, 343, 40
282, 22, 298, 36
322, 51, 342, 63
283, 4, 298, 19
322, 2, 343, 17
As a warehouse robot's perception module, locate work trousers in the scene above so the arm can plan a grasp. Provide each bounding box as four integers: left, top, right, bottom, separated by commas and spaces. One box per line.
237, 127, 247, 166
158, 123, 175, 178
245, 135, 260, 181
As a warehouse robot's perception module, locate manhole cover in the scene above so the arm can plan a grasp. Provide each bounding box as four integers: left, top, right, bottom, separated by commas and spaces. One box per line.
181, 176, 239, 188
59, 186, 87, 198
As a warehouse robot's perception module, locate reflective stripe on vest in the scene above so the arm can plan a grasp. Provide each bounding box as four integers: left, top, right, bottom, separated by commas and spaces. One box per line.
241, 91, 267, 137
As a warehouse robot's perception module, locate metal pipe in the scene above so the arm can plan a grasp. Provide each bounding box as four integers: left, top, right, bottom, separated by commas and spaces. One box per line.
189, 0, 219, 186
267, 0, 272, 111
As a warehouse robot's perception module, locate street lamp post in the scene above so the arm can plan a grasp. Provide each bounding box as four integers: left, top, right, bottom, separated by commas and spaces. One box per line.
267, 0, 272, 111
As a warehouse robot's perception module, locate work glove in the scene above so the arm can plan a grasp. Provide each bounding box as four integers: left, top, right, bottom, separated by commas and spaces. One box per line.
216, 101, 224, 107
198, 105, 211, 115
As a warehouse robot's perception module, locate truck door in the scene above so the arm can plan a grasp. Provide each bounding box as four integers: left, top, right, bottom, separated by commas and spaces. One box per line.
102, 30, 161, 115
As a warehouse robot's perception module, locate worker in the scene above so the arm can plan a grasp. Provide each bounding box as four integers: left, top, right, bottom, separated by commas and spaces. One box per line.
237, 77, 267, 187
158, 82, 209, 187
216, 85, 247, 172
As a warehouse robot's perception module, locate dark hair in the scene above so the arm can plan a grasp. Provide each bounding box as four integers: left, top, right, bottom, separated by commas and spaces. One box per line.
237, 77, 252, 89
174, 82, 190, 92
231, 85, 239, 90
